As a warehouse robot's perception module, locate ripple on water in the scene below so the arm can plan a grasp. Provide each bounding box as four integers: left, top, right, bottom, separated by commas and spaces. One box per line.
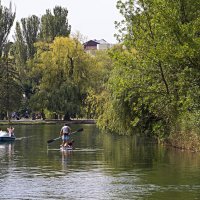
0, 168, 157, 200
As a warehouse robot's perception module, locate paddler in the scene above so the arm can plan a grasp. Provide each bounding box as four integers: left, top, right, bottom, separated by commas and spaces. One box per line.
60, 123, 71, 147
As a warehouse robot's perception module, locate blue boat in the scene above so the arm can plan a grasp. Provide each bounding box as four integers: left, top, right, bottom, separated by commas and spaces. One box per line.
0, 135, 16, 142
0, 131, 16, 142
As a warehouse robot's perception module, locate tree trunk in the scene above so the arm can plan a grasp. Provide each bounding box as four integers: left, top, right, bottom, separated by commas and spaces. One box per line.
63, 113, 71, 121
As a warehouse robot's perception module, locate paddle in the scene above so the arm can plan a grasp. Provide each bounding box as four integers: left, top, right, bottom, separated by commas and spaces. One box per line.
47, 128, 83, 144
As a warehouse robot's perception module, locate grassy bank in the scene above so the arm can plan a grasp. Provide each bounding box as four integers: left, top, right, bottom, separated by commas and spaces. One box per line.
0, 119, 96, 125
165, 131, 200, 152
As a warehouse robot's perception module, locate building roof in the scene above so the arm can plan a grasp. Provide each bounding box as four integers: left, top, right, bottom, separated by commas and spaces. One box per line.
83, 40, 99, 47
93, 39, 108, 44
84, 39, 108, 46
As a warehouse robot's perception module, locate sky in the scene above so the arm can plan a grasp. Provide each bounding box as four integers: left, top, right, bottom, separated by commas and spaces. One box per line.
1, 0, 123, 44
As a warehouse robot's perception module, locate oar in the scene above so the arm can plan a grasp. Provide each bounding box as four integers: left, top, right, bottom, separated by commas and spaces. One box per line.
47, 128, 83, 144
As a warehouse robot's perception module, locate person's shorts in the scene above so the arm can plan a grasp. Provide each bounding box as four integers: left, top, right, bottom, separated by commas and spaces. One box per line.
62, 135, 70, 141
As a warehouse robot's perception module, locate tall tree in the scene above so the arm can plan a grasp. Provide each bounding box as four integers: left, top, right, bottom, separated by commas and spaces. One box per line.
12, 15, 40, 106
20, 15, 40, 59
98, 0, 200, 138
14, 21, 27, 75
0, 1, 15, 55
40, 6, 71, 42
0, 42, 23, 120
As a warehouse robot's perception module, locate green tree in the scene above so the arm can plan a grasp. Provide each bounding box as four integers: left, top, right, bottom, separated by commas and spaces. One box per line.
99, 0, 200, 140
13, 6, 71, 103
97, 45, 139, 134
0, 1, 19, 120
84, 50, 114, 119
40, 6, 71, 42
0, 1, 15, 55
12, 15, 40, 111
0, 43, 23, 120
13, 21, 33, 100
13, 22, 27, 76
20, 15, 40, 59
29, 36, 91, 120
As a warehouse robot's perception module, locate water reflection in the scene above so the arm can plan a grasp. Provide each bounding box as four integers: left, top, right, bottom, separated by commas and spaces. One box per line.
0, 124, 200, 200
0, 142, 15, 161
61, 149, 73, 169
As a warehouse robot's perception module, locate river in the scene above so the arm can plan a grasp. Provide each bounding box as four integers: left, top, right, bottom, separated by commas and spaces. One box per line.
0, 124, 200, 199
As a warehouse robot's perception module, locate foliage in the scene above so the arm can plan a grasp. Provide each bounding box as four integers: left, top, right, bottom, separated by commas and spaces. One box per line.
20, 15, 40, 59
40, 6, 71, 42
14, 22, 27, 69
0, 1, 15, 55
0, 56, 23, 119
0, 2, 22, 119
98, 0, 200, 141
84, 50, 114, 119
12, 5, 72, 112
29, 36, 92, 118
12, 15, 40, 98
97, 45, 142, 134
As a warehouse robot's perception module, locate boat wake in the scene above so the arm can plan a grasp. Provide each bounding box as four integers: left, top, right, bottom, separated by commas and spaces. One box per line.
47, 147, 104, 152
16, 136, 35, 140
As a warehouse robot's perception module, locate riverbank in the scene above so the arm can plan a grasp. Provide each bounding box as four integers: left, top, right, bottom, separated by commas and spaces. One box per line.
0, 118, 96, 125
165, 131, 200, 152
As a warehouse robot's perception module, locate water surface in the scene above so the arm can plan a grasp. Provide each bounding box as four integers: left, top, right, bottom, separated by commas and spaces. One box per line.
0, 124, 200, 199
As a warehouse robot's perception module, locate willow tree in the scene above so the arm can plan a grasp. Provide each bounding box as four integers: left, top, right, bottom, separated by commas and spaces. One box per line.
99, 0, 200, 140
29, 37, 92, 120
83, 49, 114, 119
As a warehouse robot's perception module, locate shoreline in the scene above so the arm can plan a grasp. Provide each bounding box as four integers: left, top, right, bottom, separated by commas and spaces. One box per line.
1, 119, 199, 152
0, 119, 96, 125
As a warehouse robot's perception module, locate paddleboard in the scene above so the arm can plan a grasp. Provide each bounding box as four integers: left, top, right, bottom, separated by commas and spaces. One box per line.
60, 146, 73, 151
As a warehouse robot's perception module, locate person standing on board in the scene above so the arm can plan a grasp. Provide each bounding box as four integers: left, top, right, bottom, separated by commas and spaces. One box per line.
60, 123, 71, 147
7, 126, 15, 137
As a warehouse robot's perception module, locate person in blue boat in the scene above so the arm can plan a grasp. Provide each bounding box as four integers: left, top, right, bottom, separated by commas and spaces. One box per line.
60, 123, 71, 147
7, 126, 15, 137
0, 128, 6, 136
